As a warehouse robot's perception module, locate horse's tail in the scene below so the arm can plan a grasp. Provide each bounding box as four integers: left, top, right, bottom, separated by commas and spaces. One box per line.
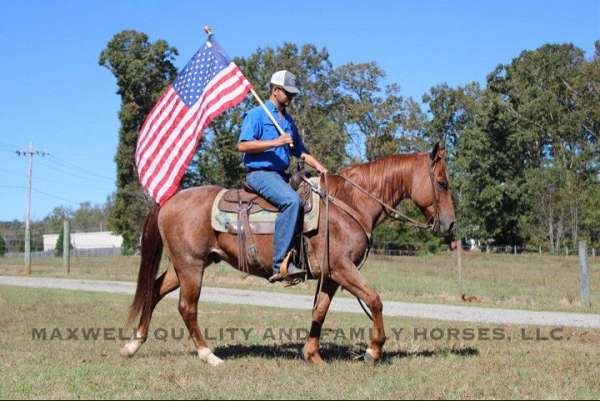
127, 205, 163, 328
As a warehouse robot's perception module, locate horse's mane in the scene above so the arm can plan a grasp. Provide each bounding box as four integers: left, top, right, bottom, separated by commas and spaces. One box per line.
332, 153, 426, 206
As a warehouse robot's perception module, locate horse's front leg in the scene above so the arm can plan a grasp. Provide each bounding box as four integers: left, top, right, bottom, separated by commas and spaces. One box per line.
332, 258, 386, 365
303, 277, 339, 364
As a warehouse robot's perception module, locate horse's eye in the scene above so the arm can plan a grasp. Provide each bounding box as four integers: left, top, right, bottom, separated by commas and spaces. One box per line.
438, 181, 448, 190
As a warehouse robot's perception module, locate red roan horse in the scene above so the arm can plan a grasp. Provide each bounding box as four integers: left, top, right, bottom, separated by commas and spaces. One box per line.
121, 143, 455, 366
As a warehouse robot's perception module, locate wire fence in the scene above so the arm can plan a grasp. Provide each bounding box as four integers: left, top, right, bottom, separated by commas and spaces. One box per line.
4, 247, 122, 258
475, 244, 599, 257
1, 230, 598, 260
1, 229, 123, 257
369, 242, 599, 258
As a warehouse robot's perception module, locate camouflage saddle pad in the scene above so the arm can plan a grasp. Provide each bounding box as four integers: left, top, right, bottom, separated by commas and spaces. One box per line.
211, 176, 321, 234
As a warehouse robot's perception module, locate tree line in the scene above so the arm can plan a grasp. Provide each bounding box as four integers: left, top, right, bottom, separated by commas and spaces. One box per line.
7, 31, 597, 256
98, 31, 598, 254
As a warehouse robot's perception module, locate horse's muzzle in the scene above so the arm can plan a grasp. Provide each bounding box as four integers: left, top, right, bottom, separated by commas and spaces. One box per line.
437, 219, 455, 235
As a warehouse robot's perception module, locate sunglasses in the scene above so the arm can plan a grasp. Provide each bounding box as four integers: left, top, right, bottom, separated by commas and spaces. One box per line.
276, 86, 297, 98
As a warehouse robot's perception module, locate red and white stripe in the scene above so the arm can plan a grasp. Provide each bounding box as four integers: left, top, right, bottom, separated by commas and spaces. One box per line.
135, 63, 252, 205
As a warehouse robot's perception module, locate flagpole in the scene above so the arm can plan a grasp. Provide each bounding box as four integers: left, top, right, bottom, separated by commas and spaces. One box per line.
203, 25, 293, 147
248, 88, 292, 145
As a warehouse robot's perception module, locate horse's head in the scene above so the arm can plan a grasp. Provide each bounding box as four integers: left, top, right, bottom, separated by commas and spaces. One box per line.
412, 143, 456, 234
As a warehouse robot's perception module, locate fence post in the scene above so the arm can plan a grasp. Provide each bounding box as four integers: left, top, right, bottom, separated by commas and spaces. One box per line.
63, 219, 70, 275
514, 245, 517, 256
566, 247, 569, 258
456, 240, 463, 293
539, 246, 542, 256
579, 241, 591, 309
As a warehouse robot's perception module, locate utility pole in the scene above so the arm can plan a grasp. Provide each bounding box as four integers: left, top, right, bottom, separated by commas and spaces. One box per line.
16, 143, 48, 274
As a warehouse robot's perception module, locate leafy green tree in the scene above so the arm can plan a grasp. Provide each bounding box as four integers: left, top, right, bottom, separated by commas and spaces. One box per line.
429, 42, 599, 249
454, 91, 530, 245
580, 180, 600, 248
99, 31, 178, 253
423, 82, 481, 159
487, 43, 597, 247
337, 62, 426, 160
42, 207, 71, 233
70, 202, 106, 231
0, 236, 6, 257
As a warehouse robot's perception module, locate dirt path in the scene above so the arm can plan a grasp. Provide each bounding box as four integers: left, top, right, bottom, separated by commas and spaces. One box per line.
1, 275, 599, 328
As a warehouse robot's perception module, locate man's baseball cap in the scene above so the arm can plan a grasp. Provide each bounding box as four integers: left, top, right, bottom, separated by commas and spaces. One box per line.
270, 70, 299, 94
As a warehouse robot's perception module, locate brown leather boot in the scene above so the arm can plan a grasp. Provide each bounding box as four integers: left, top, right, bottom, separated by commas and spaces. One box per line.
268, 251, 306, 283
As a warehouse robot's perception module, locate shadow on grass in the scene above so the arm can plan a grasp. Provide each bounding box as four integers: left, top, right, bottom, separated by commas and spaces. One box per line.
133, 343, 479, 363
212, 342, 479, 363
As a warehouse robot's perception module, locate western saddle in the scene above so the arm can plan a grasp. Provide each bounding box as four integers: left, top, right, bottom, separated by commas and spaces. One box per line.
216, 171, 314, 276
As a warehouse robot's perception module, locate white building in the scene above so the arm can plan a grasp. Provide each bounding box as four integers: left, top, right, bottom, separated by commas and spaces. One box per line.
43, 231, 123, 251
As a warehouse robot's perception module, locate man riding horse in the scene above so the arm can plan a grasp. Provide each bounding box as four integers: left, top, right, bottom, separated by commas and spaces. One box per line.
122, 69, 456, 366
237, 70, 328, 282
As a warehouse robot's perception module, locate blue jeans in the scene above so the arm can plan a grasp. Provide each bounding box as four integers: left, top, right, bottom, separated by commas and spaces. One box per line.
245, 170, 302, 272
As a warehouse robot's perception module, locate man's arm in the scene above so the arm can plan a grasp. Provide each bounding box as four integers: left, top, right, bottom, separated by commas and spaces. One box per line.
301, 152, 328, 175
237, 134, 293, 153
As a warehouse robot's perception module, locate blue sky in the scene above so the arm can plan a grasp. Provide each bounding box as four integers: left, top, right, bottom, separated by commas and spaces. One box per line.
0, 0, 598, 222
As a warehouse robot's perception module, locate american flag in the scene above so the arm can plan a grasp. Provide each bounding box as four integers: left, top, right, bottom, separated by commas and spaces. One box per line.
135, 36, 252, 205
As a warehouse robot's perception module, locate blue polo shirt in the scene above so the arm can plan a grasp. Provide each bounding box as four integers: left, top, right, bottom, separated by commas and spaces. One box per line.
239, 100, 306, 172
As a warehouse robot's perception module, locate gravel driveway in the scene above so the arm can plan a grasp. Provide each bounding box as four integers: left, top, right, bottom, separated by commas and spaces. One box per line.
1, 275, 599, 328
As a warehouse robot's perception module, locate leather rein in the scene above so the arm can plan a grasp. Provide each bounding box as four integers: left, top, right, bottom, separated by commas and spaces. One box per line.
315, 158, 442, 236
336, 162, 441, 233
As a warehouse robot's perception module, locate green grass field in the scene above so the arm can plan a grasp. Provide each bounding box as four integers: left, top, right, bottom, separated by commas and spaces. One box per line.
1, 252, 599, 313
0, 285, 599, 399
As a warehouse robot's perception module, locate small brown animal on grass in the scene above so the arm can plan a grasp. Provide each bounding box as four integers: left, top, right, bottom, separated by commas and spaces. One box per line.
462, 294, 481, 303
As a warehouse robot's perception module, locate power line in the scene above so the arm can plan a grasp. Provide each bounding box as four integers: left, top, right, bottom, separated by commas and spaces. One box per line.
47, 155, 114, 182
40, 158, 115, 184
0, 184, 92, 206
8, 168, 113, 192
31, 189, 81, 206
3, 142, 115, 182
38, 160, 96, 181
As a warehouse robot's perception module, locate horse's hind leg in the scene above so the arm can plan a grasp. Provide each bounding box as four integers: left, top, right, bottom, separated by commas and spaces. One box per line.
176, 261, 223, 367
121, 263, 180, 357
303, 278, 339, 364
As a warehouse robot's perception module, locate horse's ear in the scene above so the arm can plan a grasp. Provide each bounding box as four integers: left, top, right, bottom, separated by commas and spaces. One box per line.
430, 142, 440, 161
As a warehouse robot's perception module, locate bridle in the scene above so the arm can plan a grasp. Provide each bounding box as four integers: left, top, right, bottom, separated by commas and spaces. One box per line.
336, 157, 443, 233
302, 155, 444, 259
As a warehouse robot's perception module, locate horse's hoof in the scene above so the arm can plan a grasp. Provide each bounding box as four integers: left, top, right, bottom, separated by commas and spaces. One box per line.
364, 348, 379, 366
120, 339, 143, 358
304, 352, 325, 365
303, 345, 325, 365
198, 347, 224, 367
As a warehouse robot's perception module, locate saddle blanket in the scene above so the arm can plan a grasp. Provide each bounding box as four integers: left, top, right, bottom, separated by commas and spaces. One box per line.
211, 177, 321, 234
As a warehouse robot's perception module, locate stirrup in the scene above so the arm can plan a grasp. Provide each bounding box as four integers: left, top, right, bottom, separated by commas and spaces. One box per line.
268, 265, 306, 283
268, 253, 306, 283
